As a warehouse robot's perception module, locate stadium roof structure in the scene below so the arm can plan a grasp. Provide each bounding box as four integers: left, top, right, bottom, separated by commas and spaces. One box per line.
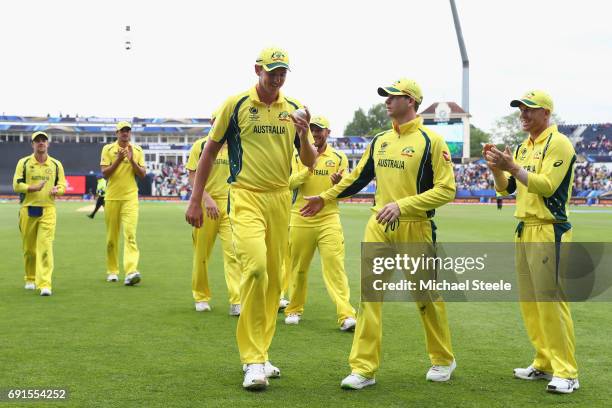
0, 115, 212, 134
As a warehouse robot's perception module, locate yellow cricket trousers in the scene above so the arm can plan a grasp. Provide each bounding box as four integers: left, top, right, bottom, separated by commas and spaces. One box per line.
19, 206, 56, 290
104, 199, 139, 276
349, 215, 454, 378
285, 221, 356, 325
229, 187, 291, 364
192, 198, 241, 304
515, 221, 578, 379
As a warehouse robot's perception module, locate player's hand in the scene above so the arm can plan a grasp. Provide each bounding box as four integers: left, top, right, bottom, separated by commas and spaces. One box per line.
126, 145, 134, 161
300, 195, 324, 217
485, 146, 514, 172
33, 181, 46, 191
50, 186, 59, 196
291, 106, 311, 139
118, 148, 127, 160
330, 168, 344, 185
185, 200, 204, 228
203, 195, 219, 220
376, 202, 401, 224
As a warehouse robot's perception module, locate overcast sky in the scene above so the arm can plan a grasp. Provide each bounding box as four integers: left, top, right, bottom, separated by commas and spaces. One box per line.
2, 0, 611, 135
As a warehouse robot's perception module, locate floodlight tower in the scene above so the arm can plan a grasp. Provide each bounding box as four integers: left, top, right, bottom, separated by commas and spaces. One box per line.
449, 0, 471, 160
450, 0, 469, 113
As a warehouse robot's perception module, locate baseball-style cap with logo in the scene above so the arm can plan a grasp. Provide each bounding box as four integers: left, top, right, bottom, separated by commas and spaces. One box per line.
510, 90, 554, 112
310, 115, 330, 129
31, 131, 49, 141
256, 47, 290, 71
116, 121, 132, 131
378, 78, 423, 103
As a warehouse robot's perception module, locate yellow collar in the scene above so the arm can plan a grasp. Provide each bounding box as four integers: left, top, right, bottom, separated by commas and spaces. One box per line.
392, 116, 423, 136
317, 144, 334, 157
529, 124, 557, 145
30, 153, 50, 165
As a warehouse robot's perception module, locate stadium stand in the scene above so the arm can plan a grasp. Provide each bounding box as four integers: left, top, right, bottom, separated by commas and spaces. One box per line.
1, 115, 610, 203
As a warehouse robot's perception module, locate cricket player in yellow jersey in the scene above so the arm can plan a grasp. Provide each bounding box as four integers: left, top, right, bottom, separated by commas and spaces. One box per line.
186, 113, 241, 315
284, 115, 356, 330
13, 131, 66, 296
484, 90, 579, 394
100, 121, 146, 286
185, 47, 316, 390
301, 78, 457, 389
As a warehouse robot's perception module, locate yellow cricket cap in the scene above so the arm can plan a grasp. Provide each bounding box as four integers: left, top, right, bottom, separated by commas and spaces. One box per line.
510, 90, 554, 112
310, 115, 330, 129
116, 121, 132, 131
378, 78, 423, 103
256, 47, 290, 71
31, 131, 49, 141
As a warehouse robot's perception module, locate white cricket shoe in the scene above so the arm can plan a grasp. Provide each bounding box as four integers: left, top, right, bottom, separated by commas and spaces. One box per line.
285, 314, 301, 325
264, 361, 281, 378
229, 304, 241, 316
40, 288, 52, 296
242, 361, 281, 378
242, 363, 268, 390
513, 365, 553, 381
124, 272, 141, 286
278, 298, 290, 311
426, 360, 457, 382
340, 317, 357, 332
106, 274, 119, 282
340, 373, 376, 390
547, 377, 580, 394
24, 282, 36, 290
195, 302, 211, 312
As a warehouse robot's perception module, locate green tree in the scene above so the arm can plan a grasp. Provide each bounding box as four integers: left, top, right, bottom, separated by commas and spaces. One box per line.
344, 103, 391, 136
492, 111, 562, 148
469, 124, 491, 157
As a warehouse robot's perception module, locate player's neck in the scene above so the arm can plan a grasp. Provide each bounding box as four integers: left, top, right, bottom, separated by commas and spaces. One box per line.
117, 140, 129, 148
317, 143, 327, 154
528, 122, 550, 141
392, 111, 417, 128
255, 84, 279, 106
34, 152, 48, 163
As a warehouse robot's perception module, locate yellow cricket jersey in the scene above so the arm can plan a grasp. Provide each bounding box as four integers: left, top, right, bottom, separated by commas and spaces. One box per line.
100, 142, 145, 200
290, 144, 348, 227
13, 154, 66, 207
186, 136, 230, 200
209, 86, 310, 192
497, 125, 576, 222
320, 117, 456, 221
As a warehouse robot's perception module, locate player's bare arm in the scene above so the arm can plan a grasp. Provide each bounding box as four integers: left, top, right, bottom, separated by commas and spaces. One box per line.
185, 139, 222, 227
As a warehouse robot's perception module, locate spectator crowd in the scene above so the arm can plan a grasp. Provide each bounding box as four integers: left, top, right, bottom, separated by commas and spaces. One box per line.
143, 160, 610, 199
146, 162, 191, 199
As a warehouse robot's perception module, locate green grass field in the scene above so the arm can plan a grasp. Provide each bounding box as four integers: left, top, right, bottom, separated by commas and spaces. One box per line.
1, 201, 611, 407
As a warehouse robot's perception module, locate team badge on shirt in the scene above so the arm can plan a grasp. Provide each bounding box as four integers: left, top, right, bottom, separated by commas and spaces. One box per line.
325, 159, 335, 167
248, 106, 260, 121
278, 111, 291, 122
401, 146, 415, 157
377, 141, 388, 155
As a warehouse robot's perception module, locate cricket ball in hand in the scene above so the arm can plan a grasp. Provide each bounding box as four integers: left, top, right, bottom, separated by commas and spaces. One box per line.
291, 108, 308, 121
